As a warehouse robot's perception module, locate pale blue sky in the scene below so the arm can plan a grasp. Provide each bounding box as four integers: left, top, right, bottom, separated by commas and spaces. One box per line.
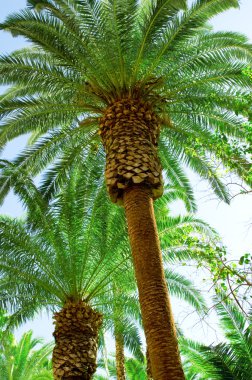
0, 0, 252, 345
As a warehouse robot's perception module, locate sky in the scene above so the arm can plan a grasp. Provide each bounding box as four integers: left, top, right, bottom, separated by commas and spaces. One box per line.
0, 0, 252, 347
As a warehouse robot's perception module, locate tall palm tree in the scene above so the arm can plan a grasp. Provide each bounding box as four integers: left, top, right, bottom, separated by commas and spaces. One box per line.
180, 298, 252, 380
0, 311, 53, 380
1, 1, 252, 377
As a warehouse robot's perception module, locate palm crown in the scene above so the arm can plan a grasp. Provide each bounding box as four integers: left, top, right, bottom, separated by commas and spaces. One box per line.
0, 156, 128, 316
0, 330, 53, 380
0, 0, 251, 199
0, 157, 131, 378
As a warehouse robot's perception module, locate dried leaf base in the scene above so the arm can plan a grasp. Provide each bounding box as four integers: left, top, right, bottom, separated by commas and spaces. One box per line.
53, 301, 102, 379
99, 98, 164, 204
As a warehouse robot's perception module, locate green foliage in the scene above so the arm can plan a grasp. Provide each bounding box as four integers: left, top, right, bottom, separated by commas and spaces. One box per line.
0, 154, 216, 368
0, 0, 251, 203
243, 66, 252, 80
96, 356, 147, 379
0, 311, 53, 380
185, 238, 252, 314
180, 298, 252, 379
0, 156, 131, 328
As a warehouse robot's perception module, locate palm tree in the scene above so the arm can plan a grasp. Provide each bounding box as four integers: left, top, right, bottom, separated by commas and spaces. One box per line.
95, 356, 148, 380
0, 310, 53, 380
180, 298, 252, 379
0, 158, 132, 379
1, 1, 252, 377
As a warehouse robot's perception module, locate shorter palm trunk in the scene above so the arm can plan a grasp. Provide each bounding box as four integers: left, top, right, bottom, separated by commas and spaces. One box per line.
124, 186, 185, 380
115, 331, 126, 380
52, 300, 102, 380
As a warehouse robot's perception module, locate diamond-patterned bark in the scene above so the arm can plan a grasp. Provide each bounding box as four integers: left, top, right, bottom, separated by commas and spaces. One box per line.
99, 98, 163, 204
52, 301, 102, 379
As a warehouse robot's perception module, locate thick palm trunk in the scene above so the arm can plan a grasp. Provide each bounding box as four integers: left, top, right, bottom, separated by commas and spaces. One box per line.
52, 300, 102, 380
115, 331, 126, 380
124, 186, 185, 380
100, 98, 184, 379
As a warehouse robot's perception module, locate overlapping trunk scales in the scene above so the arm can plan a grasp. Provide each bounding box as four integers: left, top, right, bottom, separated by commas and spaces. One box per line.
52, 301, 102, 380
99, 98, 164, 204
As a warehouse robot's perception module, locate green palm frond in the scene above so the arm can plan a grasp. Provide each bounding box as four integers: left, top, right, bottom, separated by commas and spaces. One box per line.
96, 355, 147, 379
213, 296, 252, 375
180, 337, 226, 380
165, 270, 207, 315
0, 0, 250, 198
134, 0, 187, 75
0, 328, 53, 380
119, 320, 144, 363
180, 297, 252, 380
159, 214, 216, 236
0, 158, 130, 328
148, 0, 240, 69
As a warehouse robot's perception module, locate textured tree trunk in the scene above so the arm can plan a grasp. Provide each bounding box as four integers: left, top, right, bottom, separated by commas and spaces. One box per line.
115, 331, 126, 380
100, 98, 184, 379
123, 186, 185, 380
52, 300, 102, 380
146, 347, 153, 380
99, 98, 163, 205
102, 331, 110, 377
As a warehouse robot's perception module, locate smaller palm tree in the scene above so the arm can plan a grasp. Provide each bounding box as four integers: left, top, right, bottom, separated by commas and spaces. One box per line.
95, 356, 147, 380
0, 155, 130, 379
180, 297, 252, 380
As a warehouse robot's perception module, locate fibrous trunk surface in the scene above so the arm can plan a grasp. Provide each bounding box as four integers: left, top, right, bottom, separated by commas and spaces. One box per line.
99, 98, 163, 204
115, 331, 126, 380
124, 186, 185, 380
146, 347, 153, 380
100, 97, 184, 378
52, 301, 102, 379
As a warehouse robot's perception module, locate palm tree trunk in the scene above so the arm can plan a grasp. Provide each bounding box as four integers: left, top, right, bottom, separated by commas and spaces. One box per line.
146, 347, 153, 380
101, 331, 110, 377
100, 98, 184, 379
52, 300, 102, 380
115, 331, 126, 380
123, 186, 185, 380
